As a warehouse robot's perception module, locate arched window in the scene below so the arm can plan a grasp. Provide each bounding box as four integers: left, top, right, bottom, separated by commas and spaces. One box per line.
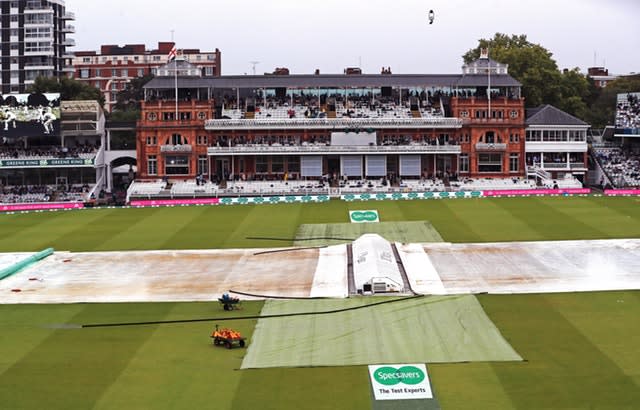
165, 134, 188, 145
485, 131, 495, 144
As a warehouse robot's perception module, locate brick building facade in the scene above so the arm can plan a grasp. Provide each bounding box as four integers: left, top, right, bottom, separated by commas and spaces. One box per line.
72, 42, 220, 112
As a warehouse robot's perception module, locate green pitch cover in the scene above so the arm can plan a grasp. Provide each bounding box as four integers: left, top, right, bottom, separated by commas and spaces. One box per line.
241, 295, 522, 369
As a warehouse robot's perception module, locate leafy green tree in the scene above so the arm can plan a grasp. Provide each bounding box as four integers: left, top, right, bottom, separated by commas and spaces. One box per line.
28, 76, 105, 106
463, 33, 563, 108
557, 68, 594, 119
113, 74, 154, 113
107, 74, 154, 122
585, 74, 640, 128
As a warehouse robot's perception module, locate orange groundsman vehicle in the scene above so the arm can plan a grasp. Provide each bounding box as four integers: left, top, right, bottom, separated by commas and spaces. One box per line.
211, 325, 246, 349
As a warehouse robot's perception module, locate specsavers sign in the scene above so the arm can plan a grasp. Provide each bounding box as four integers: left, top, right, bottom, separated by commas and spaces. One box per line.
368, 364, 433, 400
349, 210, 380, 223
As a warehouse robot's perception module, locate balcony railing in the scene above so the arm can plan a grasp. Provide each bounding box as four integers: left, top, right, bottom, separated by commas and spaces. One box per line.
161, 145, 193, 153
207, 143, 461, 155
475, 142, 507, 151
204, 117, 463, 130
539, 162, 587, 170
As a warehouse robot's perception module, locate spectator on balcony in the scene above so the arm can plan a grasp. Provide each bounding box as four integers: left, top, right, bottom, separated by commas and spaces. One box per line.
42, 107, 56, 134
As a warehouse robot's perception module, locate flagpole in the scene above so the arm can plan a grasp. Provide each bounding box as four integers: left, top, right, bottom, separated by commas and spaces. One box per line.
487, 49, 491, 116
170, 31, 178, 121
175, 58, 178, 121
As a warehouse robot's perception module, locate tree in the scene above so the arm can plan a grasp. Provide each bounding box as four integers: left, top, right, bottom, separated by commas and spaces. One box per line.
463, 33, 563, 108
28, 76, 105, 106
113, 74, 154, 113
585, 74, 640, 129
557, 68, 595, 120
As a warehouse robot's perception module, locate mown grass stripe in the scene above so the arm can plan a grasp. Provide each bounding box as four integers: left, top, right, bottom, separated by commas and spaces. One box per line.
0, 303, 175, 410
92, 207, 201, 251
586, 196, 640, 225
494, 197, 607, 241
0, 304, 85, 376
49, 207, 160, 251
1, 197, 640, 252
481, 293, 640, 409
232, 366, 371, 410
222, 203, 304, 248
450, 198, 545, 242
429, 362, 516, 410
420, 199, 485, 242
93, 301, 262, 410
555, 290, 640, 382
557, 196, 640, 239
0, 209, 114, 252
0, 212, 55, 244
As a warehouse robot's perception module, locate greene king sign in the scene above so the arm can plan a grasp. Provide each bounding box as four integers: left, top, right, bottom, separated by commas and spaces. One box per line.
349, 210, 380, 223
368, 364, 433, 400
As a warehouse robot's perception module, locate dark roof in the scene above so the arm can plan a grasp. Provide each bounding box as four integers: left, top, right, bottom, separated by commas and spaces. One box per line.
456, 74, 521, 87
144, 73, 520, 90
525, 105, 589, 126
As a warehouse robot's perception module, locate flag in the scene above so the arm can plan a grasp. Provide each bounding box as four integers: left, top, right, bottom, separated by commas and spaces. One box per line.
167, 45, 177, 61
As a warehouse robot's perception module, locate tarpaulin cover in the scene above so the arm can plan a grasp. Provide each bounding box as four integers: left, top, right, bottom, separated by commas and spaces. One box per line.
240, 295, 522, 369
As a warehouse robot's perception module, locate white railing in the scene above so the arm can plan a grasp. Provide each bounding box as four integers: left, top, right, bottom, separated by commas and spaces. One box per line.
475, 142, 507, 151
527, 165, 552, 180
205, 117, 463, 130
207, 144, 461, 155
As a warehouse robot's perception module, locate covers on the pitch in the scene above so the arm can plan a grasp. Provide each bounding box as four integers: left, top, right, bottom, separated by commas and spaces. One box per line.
240, 295, 522, 369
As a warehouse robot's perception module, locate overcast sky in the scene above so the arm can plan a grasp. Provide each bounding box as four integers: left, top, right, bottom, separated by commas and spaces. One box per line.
65, 0, 639, 76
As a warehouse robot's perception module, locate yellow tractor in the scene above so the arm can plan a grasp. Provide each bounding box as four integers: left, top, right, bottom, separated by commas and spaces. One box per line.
211, 325, 246, 349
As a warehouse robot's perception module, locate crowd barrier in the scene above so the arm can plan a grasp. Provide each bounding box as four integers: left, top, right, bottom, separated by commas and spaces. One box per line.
604, 189, 640, 196
483, 188, 591, 197
0, 188, 605, 212
130, 198, 220, 207
342, 191, 482, 201
0, 202, 84, 212
131, 195, 330, 207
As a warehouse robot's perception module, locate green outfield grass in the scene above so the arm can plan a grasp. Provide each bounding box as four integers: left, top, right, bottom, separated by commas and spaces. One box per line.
1, 293, 639, 409
0, 196, 639, 252
1, 196, 640, 409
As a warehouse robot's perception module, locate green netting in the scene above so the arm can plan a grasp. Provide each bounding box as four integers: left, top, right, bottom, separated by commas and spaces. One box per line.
241, 295, 522, 369
293, 221, 443, 247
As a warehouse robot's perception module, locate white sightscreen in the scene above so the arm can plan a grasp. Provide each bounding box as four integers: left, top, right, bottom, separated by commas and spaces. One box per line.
341, 156, 363, 177
399, 155, 421, 176
301, 156, 322, 177
366, 155, 386, 177
331, 132, 376, 146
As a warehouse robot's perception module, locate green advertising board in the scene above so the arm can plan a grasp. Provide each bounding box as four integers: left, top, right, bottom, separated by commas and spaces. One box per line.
218, 195, 330, 205
341, 191, 482, 201
349, 210, 380, 223
0, 158, 95, 168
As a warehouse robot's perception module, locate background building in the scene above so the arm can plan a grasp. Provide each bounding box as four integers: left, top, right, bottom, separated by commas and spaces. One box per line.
0, 0, 74, 94
72, 42, 221, 112
586, 67, 618, 88
135, 54, 526, 183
